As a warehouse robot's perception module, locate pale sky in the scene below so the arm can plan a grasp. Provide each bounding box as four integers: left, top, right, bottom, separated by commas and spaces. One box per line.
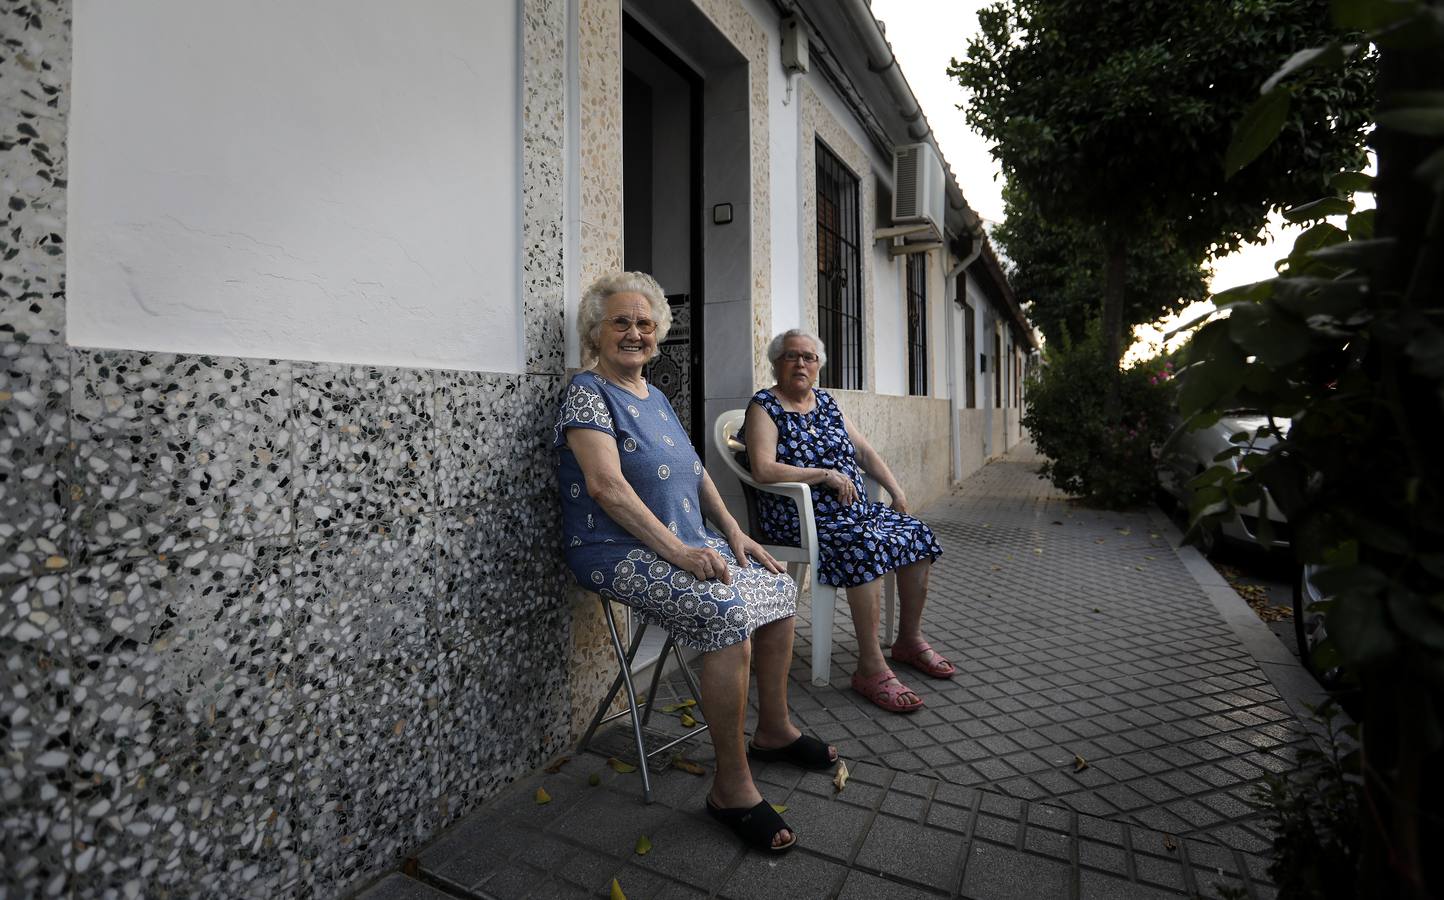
868, 0, 1333, 359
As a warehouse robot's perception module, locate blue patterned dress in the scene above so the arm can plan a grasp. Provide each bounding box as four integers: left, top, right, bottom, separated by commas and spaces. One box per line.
555, 372, 796, 652
739, 388, 943, 588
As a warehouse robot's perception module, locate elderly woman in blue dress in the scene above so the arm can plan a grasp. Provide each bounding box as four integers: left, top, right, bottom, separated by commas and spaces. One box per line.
556, 272, 836, 854
740, 329, 951, 714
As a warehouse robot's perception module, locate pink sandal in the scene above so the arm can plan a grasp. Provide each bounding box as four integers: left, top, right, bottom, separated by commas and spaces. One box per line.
851, 668, 923, 713
890, 639, 957, 679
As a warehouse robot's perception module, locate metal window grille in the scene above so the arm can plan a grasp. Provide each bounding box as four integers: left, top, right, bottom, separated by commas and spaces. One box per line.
906, 253, 927, 395
816, 141, 862, 390
963, 300, 976, 409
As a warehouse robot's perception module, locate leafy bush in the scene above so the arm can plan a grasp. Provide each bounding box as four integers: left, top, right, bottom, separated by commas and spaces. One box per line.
1023, 327, 1175, 508
1252, 702, 1361, 900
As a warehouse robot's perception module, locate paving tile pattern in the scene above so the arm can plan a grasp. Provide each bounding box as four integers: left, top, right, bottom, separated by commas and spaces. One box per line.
383, 445, 1303, 900
786, 448, 1307, 856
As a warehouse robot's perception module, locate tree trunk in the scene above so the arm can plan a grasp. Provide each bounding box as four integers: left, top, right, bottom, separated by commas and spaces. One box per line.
1361, 35, 1444, 900
1100, 226, 1127, 421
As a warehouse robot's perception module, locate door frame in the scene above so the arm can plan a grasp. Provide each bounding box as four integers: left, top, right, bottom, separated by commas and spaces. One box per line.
622, 14, 707, 455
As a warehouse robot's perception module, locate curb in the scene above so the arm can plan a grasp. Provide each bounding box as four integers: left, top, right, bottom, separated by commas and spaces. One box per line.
1147, 507, 1331, 734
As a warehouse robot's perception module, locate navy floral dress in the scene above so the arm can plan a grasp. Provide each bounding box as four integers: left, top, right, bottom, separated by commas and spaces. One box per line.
738, 388, 942, 588
555, 372, 796, 652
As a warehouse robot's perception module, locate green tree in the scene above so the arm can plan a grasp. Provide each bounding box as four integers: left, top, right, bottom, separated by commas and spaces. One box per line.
995, 186, 1210, 348
1179, 1, 1444, 894
950, 0, 1374, 379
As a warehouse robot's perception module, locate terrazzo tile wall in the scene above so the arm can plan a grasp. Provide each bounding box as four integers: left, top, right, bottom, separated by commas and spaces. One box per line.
1, 0, 606, 896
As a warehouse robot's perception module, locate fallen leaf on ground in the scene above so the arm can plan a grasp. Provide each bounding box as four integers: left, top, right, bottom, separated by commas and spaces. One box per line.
608, 757, 637, 774
1033, 548, 1044, 555
660, 699, 697, 713
610, 878, 628, 900
680, 712, 697, 728
1051, 521, 1063, 526
1095, 538, 1106, 544
1118, 529, 1131, 536
771, 803, 788, 814
534, 787, 551, 804
588, 773, 601, 786
634, 835, 652, 856
1092, 607, 1101, 613
544, 756, 570, 774
1073, 755, 1089, 773
991, 565, 1002, 572
1163, 834, 1178, 852
671, 755, 706, 776
1145, 555, 1156, 560
833, 760, 850, 793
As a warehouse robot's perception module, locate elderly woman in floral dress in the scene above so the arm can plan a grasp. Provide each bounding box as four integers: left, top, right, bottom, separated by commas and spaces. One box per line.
556, 272, 837, 853
739, 328, 951, 713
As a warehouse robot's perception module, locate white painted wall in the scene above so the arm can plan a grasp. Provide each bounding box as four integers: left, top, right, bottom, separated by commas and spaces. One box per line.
67, 0, 522, 373
873, 249, 906, 395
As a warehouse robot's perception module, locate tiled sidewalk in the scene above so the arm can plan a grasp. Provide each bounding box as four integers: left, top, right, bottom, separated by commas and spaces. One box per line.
356, 444, 1323, 900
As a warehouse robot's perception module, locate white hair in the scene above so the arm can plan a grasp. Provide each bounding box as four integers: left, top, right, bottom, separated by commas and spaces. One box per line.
767, 329, 827, 378
576, 271, 673, 363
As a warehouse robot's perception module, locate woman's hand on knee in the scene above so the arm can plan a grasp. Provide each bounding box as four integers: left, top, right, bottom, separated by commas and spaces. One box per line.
729, 534, 784, 574
668, 545, 731, 583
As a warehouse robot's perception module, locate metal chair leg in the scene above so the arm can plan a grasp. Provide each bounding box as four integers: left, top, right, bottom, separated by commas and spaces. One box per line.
639, 632, 672, 730
577, 604, 649, 753
597, 598, 654, 803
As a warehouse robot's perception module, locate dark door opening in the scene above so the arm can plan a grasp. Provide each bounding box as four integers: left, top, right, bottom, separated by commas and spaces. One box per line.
623, 17, 705, 451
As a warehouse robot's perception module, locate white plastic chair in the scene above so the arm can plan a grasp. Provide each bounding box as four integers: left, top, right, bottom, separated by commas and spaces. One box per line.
713, 409, 895, 686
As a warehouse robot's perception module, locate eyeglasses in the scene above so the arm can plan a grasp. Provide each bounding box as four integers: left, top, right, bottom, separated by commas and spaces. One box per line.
782, 350, 820, 364
605, 316, 658, 335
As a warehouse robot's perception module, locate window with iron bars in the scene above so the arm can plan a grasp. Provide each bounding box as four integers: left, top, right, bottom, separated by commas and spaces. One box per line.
816, 141, 862, 390
906, 252, 927, 395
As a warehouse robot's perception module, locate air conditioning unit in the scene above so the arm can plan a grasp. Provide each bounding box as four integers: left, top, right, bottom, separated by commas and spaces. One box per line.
891, 142, 947, 242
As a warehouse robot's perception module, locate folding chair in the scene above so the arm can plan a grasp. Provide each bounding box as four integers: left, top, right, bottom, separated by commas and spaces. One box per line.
576, 595, 709, 803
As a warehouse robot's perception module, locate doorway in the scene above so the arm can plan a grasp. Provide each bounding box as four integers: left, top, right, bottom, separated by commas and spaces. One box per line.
623, 16, 705, 450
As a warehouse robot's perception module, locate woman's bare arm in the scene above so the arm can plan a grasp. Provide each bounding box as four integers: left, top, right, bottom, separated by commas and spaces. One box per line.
742, 403, 858, 503
842, 413, 908, 513
697, 467, 783, 573
567, 428, 730, 581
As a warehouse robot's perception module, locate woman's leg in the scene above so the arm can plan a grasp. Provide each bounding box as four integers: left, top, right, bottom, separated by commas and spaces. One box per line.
748, 616, 796, 744
847, 576, 922, 708
845, 577, 888, 678
894, 559, 932, 644
700, 638, 793, 848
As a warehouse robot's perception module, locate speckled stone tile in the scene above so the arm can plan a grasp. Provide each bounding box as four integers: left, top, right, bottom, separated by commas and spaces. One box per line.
433, 370, 548, 510
433, 505, 508, 648
0, 341, 69, 582
0, 105, 67, 345
68, 541, 294, 776
290, 517, 437, 700
292, 362, 435, 539
521, 0, 566, 376
70, 731, 302, 900
1, 576, 73, 900
70, 350, 293, 562
0, 0, 72, 122
291, 652, 461, 898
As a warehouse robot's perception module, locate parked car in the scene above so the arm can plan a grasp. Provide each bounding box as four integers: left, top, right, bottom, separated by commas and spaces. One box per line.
1155, 411, 1291, 552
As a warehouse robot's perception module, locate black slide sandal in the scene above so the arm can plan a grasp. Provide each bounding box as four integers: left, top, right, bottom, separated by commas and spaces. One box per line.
705, 797, 797, 853
747, 734, 837, 771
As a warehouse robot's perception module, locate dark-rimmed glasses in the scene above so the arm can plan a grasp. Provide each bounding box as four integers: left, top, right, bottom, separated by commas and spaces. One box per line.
782, 350, 820, 364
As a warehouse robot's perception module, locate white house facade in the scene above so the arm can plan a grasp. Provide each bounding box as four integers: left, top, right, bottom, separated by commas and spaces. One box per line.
0, 0, 1035, 896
